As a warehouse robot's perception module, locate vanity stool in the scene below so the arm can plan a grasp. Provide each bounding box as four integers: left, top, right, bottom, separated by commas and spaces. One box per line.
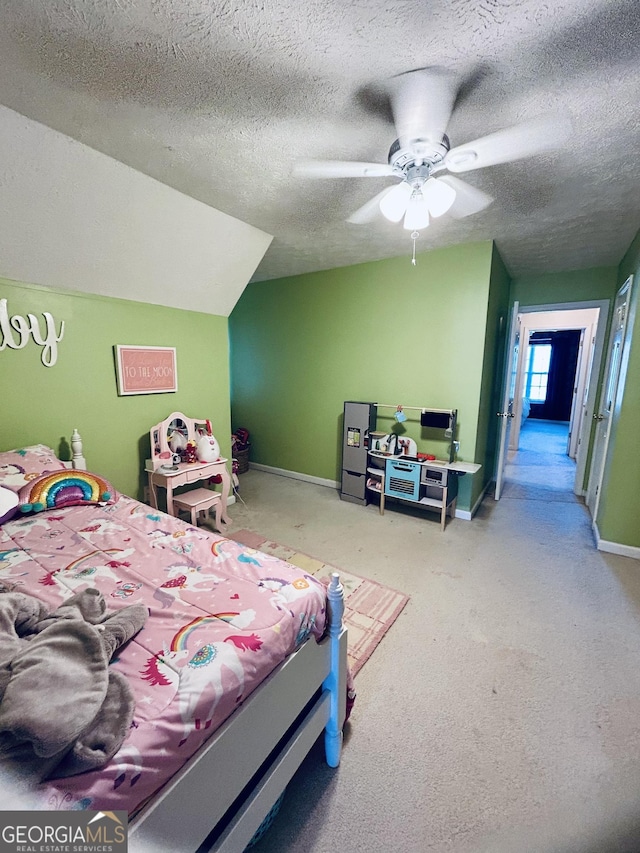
172, 488, 224, 530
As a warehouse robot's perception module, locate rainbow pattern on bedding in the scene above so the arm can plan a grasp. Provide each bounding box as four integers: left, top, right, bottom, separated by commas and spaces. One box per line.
0, 492, 327, 817
170, 613, 240, 648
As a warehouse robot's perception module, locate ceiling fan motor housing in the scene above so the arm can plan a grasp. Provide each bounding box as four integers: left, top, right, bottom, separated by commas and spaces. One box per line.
388, 135, 450, 187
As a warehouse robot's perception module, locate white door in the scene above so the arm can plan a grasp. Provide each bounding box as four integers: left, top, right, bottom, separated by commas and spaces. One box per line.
567, 328, 585, 458
494, 302, 520, 500
586, 277, 633, 517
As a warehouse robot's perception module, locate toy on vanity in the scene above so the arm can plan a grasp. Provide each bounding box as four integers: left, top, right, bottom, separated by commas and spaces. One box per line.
168, 430, 187, 455
184, 440, 198, 464
196, 421, 220, 463
148, 413, 222, 470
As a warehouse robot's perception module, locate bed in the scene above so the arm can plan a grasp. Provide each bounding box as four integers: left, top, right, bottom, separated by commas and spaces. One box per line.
0, 434, 348, 852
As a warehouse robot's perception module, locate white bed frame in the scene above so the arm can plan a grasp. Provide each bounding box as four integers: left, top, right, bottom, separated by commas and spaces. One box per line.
66, 429, 348, 853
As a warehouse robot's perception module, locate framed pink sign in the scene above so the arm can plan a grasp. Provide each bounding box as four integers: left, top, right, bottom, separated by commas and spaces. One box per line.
115, 345, 178, 395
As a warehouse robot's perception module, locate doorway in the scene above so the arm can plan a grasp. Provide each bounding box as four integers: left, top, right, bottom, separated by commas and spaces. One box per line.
495, 300, 610, 501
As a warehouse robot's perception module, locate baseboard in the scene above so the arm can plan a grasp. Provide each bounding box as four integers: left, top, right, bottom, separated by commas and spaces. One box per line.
459, 482, 490, 520
248, 462, 340, 491
593, 521, 640, 560
598, 540, 640, 560
250, 463, 482, 520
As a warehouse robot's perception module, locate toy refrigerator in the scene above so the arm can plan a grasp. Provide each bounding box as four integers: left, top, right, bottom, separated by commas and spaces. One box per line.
340, 401, 377, 504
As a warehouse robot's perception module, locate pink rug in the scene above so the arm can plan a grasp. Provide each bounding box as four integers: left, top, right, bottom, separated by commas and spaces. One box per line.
228, 530, 409, 677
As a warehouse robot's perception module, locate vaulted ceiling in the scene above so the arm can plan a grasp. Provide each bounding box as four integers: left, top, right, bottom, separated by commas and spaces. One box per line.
0, 0, 638, 283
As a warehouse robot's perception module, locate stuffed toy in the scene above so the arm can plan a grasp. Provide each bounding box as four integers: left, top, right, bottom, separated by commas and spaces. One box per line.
0, 584, 147, 781
184, 440, 198, 464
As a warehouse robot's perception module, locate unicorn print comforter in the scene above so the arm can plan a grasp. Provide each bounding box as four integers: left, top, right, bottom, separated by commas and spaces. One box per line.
0, 494, 327, 815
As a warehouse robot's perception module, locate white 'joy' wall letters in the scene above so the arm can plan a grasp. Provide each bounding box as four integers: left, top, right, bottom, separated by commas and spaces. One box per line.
0, 298, 65, 367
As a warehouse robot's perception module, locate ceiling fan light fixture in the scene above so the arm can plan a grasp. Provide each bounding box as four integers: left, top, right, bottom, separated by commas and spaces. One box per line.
379, 181, 413, 222
403, 191, 430, 231
423, 177, 456, 217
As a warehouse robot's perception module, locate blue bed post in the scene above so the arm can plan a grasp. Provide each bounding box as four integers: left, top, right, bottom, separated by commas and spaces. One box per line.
323, 572, 345, 768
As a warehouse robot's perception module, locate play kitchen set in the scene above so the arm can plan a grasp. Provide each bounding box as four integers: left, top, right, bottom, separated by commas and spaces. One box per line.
340, 401, 480, 530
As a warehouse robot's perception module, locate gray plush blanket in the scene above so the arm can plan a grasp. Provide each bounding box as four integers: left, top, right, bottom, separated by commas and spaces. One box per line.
0, 584, 147, 780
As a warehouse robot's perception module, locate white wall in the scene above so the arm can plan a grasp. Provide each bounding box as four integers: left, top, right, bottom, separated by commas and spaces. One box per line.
0, 105, 272, 316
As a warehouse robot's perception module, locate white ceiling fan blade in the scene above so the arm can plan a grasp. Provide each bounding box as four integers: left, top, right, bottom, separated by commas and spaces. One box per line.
347, 186, 400, 224
445, 113, 572, 173
439, 175, 494, 218
389, 68, 458, 152
294, 160, 395, 178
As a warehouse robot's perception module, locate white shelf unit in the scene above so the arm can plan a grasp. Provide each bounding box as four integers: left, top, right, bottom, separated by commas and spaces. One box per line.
365, 463, 384, 495
418, 495, 446, 509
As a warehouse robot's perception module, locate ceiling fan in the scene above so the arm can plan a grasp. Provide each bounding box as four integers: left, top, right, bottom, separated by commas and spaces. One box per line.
296, 67, 570, 232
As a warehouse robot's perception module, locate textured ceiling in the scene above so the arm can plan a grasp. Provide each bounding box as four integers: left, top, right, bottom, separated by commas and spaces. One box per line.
0, 0, 639, 284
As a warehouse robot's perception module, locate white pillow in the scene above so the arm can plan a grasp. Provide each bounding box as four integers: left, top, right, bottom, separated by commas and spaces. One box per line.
0, 485, 19, 524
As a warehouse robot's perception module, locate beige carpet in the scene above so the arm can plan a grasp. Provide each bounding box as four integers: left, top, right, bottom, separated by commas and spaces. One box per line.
228, 529, 409, 677
226, 460, 640, 853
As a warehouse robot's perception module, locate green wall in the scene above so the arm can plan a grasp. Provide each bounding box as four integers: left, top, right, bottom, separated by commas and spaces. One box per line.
229, 241, 494, 513
597, 230, 640, 547
474, 244, 512, 507
511, 267, 618, 307
1, 278, 231, 500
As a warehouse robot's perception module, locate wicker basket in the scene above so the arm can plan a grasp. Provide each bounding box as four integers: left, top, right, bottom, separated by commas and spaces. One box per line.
235, 447, 250, 474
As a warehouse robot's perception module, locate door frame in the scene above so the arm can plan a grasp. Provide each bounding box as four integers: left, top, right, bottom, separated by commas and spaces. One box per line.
499, 299, 610, 496
567, 326, 592, 459
511, 307, 601, 464
494, 302, 520, 500
586, 277, 634, 520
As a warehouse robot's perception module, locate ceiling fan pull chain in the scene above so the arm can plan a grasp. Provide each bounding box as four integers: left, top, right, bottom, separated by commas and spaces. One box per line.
411, 230, 419, 265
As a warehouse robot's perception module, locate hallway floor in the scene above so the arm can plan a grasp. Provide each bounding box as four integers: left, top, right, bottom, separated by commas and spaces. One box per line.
503, 418, 577, 501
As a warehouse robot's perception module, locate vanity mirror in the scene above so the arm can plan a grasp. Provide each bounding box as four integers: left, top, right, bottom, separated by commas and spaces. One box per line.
149, 412, 221, 470
167, 417, 188, 454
